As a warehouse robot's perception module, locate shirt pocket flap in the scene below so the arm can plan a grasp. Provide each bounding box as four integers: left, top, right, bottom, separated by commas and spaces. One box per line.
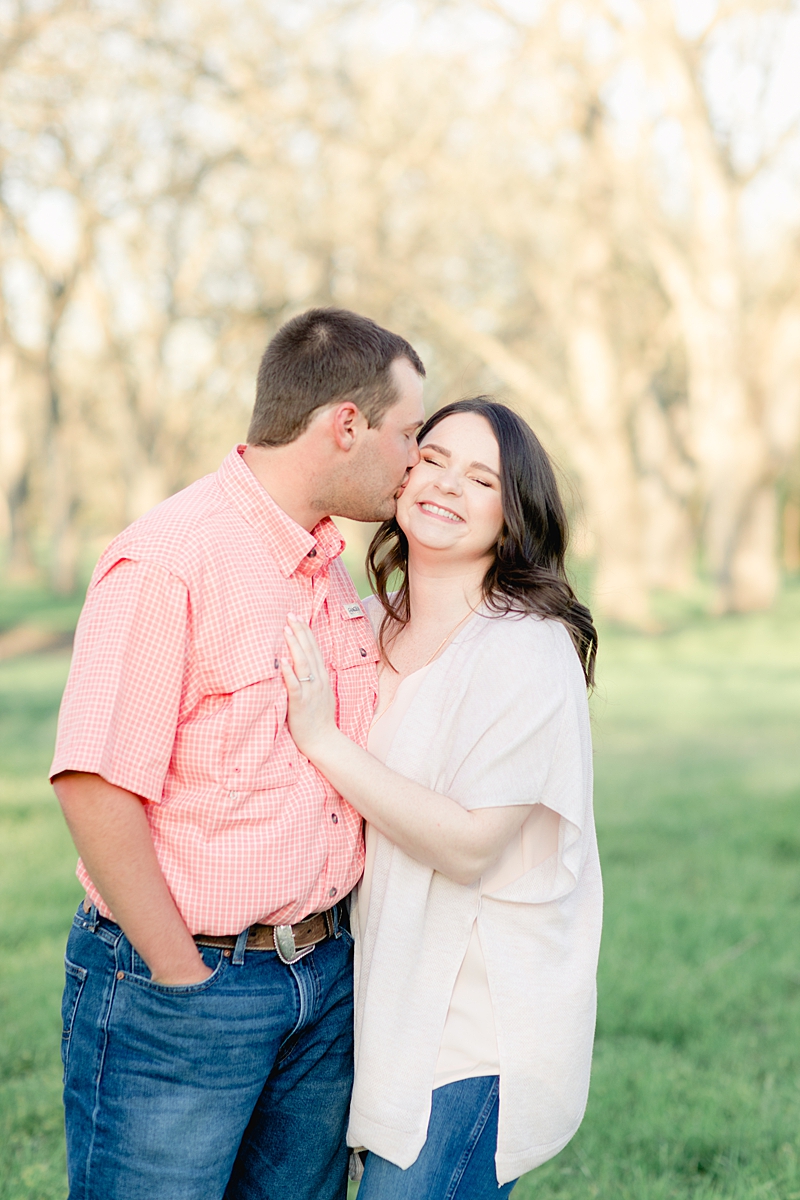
206, 649, 284, 696
220, 669, 297, 793
333, 616, 380, 670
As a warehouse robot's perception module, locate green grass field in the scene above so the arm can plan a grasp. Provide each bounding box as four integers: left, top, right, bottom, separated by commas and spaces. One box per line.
1, 584, 799, 1199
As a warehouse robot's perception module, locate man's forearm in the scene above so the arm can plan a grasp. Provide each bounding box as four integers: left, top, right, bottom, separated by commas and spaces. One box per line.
53, 771, 211, 985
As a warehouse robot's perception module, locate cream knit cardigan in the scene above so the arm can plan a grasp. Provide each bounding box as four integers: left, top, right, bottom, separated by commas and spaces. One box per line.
348, 605, 603, 1185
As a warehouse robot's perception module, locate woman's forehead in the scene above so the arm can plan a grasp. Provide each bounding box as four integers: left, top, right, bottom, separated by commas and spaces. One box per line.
421, 412, 499, 459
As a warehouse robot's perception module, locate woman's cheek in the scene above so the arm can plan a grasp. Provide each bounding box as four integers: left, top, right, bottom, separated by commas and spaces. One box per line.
395, 491, 413, 531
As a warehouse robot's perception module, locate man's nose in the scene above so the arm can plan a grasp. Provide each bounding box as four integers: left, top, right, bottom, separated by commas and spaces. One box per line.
408, 440, 421, 468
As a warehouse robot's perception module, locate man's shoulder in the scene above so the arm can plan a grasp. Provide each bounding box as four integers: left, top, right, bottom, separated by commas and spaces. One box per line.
93, 473, 236, 582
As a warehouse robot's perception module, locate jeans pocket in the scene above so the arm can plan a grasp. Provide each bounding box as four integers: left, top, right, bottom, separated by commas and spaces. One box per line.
61, 958, 88, 1078
123, 946, 228, 996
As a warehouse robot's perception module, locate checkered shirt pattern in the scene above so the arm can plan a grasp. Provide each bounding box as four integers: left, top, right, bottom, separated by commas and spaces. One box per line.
51, 446, 378, 934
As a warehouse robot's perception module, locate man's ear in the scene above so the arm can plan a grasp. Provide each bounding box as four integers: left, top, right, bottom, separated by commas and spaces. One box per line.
329, 401, 364, 451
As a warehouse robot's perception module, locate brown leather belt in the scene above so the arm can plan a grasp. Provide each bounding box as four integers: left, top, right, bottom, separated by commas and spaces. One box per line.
194, 908, 337, 964
79, 894, 340, 966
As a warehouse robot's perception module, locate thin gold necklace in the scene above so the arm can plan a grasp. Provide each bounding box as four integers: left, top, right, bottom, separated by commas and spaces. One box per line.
422, 607, 476, 667
372, 607, 476, 729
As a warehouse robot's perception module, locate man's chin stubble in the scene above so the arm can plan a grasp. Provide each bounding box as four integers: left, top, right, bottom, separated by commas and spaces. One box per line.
345, 499, 397, 523
313, 491, 398, 524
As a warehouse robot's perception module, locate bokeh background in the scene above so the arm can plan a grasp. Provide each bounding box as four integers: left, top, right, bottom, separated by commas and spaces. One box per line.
1, 2, 799, 1198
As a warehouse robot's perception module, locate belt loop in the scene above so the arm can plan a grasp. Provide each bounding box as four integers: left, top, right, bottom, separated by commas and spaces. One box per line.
86, 903, 99, 933
232, 927, 249, 966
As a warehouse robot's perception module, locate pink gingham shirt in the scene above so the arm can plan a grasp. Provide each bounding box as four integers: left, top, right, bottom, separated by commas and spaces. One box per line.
51, 446, 378, 934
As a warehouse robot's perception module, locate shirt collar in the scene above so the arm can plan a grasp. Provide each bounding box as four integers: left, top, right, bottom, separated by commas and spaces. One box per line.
215, 446, 345, 579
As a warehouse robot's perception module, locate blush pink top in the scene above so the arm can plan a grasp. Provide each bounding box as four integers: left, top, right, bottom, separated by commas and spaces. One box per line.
51, 445, 378, 934
365, 661, 560, 1089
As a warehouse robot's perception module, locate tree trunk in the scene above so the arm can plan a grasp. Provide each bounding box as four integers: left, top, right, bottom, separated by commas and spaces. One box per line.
728, 483, 779, 610
783, 501, 800, 573
633, 393, 695, 592
565, 254, 652, 625
0, 348, 40, 580
640, 7, 776, 612
47, 421, 79, 595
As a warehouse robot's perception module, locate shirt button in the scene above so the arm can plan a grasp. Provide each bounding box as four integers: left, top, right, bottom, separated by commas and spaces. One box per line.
308, 547, 317, 558
274, 658, 279, 670
329, 887, 338, 897
359, 647, 367, 657
331, 813, 338, 824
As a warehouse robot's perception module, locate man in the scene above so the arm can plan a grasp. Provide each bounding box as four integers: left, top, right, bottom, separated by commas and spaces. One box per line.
51, 308, 426, 1200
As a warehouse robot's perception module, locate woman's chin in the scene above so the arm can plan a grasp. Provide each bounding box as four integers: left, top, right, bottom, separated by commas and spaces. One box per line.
398, 517, 446, 548
407, 530, 462, 556
406, 535, 487, 566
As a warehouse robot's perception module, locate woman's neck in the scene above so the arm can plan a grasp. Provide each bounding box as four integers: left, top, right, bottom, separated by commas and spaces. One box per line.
377, 553, 488, 685
405, 554, 488, 625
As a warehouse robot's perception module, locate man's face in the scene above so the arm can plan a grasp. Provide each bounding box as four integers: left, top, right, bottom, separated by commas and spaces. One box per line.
335, 357, 425, 522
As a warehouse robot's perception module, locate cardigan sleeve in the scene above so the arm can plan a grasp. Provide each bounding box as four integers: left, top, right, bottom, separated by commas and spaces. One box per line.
443, 616, 576, 810
442, 615, 594, 900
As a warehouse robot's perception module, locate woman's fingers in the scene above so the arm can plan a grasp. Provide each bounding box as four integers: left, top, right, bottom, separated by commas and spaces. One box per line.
287, 614, 321, 666
285, 614, 325, 678
283, 622, 312, 680
280, 615, 340, 763
279, 656, 302, 695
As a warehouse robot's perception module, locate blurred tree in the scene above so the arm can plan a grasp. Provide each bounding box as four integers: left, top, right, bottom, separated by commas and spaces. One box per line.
1, 0, 798, 620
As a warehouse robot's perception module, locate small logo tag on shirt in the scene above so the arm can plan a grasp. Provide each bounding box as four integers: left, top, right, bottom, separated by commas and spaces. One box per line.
342, 602, 365, 620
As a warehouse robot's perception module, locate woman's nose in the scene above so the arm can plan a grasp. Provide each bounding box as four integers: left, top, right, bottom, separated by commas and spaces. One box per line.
437, 468, 462, 494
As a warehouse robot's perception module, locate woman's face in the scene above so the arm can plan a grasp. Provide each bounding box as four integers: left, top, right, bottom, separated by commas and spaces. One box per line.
396, 412, 504, 566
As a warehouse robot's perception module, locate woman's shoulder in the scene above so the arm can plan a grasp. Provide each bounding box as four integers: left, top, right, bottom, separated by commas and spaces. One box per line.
475, 610, 574, 658
466, 612, 584, 696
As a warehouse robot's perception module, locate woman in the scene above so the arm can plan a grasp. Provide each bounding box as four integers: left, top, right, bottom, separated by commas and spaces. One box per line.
281, 398, 602, 1198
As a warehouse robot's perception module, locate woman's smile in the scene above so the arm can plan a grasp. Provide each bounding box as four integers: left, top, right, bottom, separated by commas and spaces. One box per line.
417, 502, 465, 523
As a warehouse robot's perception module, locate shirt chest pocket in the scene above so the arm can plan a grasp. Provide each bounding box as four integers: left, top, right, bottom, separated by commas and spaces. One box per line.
219, 666, 297, 794
331, 616, 379, 721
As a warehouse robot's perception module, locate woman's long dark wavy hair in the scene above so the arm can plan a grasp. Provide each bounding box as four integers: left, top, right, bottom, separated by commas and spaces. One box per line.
367, 397, 598, 688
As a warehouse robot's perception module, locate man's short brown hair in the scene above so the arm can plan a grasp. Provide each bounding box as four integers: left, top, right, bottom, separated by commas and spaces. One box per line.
247, 308, 426, 446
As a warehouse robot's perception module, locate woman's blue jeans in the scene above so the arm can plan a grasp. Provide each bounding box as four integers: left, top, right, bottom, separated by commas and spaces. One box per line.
357, 1075, 518, 1199
61, 902, 354, 1200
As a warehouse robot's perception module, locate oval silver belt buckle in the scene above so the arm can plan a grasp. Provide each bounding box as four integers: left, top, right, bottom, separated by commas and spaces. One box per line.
274, 924, 313, 965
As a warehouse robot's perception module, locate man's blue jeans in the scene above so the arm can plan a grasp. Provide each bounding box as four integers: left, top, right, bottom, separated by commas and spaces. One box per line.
357, 1075, 519, 1199
61, 902, 354, 1200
